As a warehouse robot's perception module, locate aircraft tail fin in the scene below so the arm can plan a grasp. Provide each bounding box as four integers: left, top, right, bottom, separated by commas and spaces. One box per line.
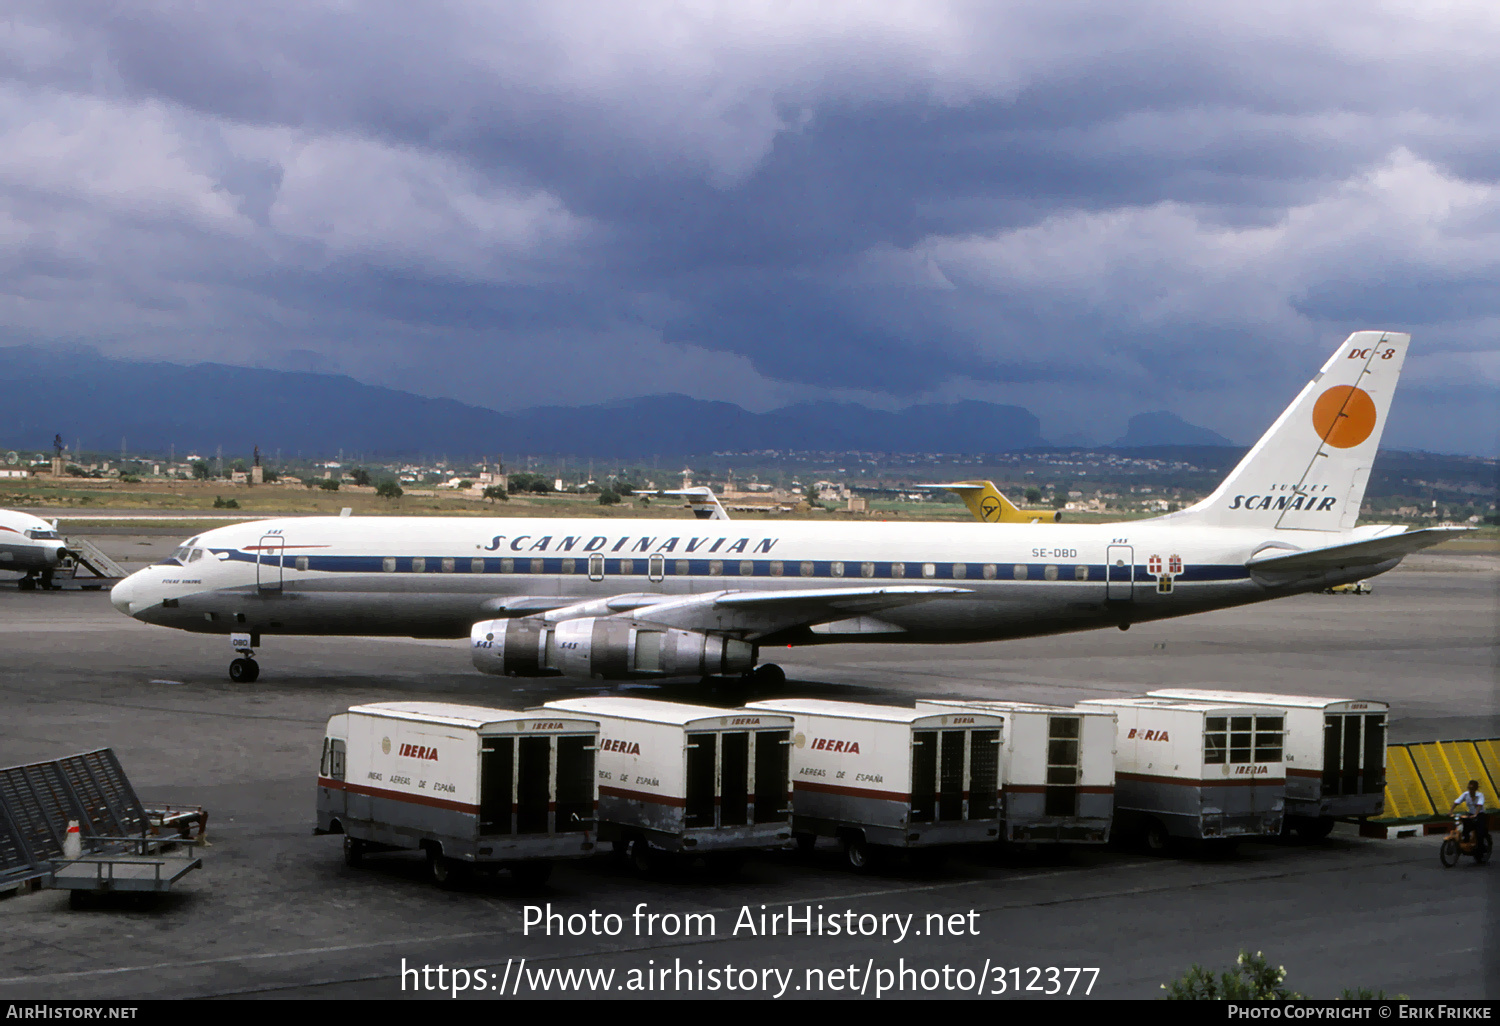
654, 487, 730, 520
918, 481, 1061, 523
1158, 331, 1409, 532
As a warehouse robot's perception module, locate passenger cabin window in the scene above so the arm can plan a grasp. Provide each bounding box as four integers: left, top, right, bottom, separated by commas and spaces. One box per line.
861, 562, 874, 578
982, 564, 996, 579
890, 562, 904, 578
381, 557, 397, 572
500, 558, 514, 574
1013, 564, 1027, 580
617, 558, 632, 576
441, 558, 455, 573
1074, 565, 1089, 581
830, 561, 843, 577
1204, 717, 1227, 764
411, 557, 426, 573
1229, 716, 1253, 763
675, 559, 690, 576
531, 558, 545, 574
562, 558, 576, 575
470, 558, 485, 573
922, 563, 936, 578
739, 560, 753, 576
800, 561, 814, 577
952, 563, 966, 580
770, 560, 783, 576
295, 556, 309, 572
1254, 716, 1284, 762
709, 560, 722, 576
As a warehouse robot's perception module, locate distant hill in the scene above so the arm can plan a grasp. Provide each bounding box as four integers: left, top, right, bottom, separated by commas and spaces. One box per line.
0, 346, 1046, 458
1113, 411, 1235, 448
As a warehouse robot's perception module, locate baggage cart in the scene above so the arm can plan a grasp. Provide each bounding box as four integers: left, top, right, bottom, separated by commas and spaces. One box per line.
918, 699, 1115, 843
1147, 689, 1388, 837
1076, 698, 1285, 849
316, 702, 599, 886
745, 699, 1003, 870
543, 697, 794, 871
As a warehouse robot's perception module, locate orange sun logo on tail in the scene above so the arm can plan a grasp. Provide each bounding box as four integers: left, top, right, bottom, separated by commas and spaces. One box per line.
1312, 385, 1377, 448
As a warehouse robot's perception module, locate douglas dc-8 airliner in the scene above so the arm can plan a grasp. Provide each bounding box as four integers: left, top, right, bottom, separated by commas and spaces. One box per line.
0, 509, 68, 590
111, 332, 1464, 684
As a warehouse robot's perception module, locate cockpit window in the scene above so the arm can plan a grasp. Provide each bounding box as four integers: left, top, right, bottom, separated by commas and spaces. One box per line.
187, 548, 204, 563
25, 529, 60, 540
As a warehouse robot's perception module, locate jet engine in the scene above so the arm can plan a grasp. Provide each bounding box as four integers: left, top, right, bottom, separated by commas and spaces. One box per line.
470, 617, 756, 681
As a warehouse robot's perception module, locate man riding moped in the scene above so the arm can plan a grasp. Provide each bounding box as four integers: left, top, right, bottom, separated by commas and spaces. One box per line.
1451, 780, 1488, 856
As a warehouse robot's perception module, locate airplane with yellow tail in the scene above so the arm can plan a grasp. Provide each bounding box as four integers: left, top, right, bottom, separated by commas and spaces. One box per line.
916, 481, 1062, 523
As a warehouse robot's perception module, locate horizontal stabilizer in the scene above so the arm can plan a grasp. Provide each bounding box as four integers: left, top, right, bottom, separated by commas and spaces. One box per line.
1246, 527, 1469, 574
651, 487, 730, 520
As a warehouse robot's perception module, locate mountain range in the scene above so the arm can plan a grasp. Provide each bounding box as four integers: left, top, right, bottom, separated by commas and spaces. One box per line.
1, 346, 1235, 459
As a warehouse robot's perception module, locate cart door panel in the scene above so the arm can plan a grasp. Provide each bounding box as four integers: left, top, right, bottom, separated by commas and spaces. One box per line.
753, 730, 790, 824
516, 736, 551, 834
720, 732, 749, 826
555, 734, 594, 833
911, 731, 937, 822
480, 737, 514, 835
685, 733, 715, 828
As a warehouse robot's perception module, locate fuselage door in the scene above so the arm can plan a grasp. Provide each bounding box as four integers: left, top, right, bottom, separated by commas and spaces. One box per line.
257, 535, 284, 592
1105, 544, 1134, 601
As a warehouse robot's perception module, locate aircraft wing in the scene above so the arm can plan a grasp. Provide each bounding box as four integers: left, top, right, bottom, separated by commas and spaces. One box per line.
621, 585, 969, 638
1246, 526, 1470, 574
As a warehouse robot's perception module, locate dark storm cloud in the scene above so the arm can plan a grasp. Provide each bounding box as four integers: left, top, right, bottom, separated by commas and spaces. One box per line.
0, 1, 1496, 452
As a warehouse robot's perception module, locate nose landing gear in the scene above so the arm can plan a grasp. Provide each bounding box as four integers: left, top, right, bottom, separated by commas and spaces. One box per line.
228, 631, 261, 683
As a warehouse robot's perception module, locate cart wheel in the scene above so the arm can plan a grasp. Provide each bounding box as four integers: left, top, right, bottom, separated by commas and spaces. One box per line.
511, 861, 553, 887
1144, 818, 1171, 855
1476, 835, 1492, 865
842, 834, 874, 873
343, 835, 365, 867
428, 848, 465, 889
1294, 817, 1335, 842
1439, 838, 1460, 867
627, 837, 655, 875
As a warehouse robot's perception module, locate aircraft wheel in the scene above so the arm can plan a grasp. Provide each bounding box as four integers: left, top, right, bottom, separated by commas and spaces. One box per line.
752, 663, 786, 687
229, 658, 260, 683
343, 836, 365, 867
18, 577, 35, 591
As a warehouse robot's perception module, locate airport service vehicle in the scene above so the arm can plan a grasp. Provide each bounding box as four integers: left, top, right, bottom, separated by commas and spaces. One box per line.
917, 699, 1115, 844
1076, 698, 1285, 849
110, 332, 1470, 683
541, 697, 793, 870
0, 509, 68, 589
1146, 689, 1388, 839
1323, 581, 1373, 594
316, 702, 598, 886
1439, 814, 1491, 867
744, 699, 1004, 870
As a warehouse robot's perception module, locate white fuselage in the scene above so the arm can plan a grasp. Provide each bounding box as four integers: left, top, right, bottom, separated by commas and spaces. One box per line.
109, 514, 1397, 643
0, 509, 68, 575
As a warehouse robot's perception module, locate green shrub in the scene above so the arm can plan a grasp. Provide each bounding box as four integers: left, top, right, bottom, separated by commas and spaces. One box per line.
1162, 951, 1301, 1000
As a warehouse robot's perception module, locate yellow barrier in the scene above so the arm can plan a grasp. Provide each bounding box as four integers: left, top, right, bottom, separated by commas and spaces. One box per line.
1384, 739, 1499, 822
1382, 746, 1434, 820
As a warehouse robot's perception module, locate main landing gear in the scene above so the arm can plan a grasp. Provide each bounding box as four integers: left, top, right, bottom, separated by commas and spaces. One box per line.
17, 570, 54, 591
228, 631, 260, 683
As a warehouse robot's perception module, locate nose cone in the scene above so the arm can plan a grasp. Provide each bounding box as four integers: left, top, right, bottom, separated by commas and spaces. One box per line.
48, 545, 66, 566
110, 573, 140, 616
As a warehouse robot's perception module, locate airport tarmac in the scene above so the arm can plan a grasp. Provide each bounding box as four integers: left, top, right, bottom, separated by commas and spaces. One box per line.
0, 556, 1495, 1000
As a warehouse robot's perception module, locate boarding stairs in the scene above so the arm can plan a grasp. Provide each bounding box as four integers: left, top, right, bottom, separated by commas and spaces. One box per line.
0, 748, 205, 905
60, 536, 128, 585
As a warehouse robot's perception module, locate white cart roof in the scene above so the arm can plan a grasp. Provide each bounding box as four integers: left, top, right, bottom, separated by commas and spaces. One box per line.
544, 697, 790, 728
747, 698, 1002, 726
348, 701, 594, 730
1078, 697, 1268, 715
1145, 689, 1388, 711
923, 698, 1115, 716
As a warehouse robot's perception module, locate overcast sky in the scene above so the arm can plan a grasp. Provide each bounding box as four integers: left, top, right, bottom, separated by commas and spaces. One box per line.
2, 2, 1496, 453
